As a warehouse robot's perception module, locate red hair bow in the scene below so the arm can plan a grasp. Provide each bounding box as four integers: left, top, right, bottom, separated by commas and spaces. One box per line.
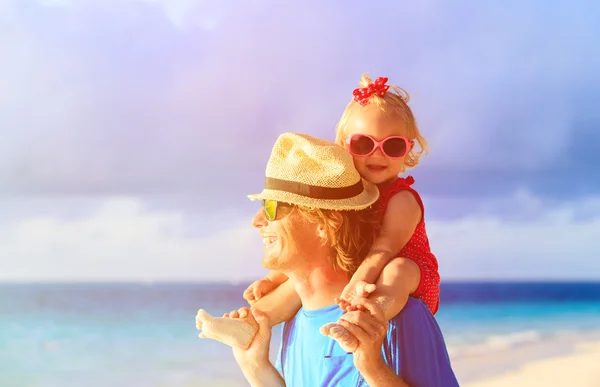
352, 77, 390, 106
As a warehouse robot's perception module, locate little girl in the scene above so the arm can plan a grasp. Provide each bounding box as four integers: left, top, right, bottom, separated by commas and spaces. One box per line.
196, 74, 440, 351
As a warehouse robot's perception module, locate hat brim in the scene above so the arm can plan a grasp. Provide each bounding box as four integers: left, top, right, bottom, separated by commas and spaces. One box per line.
247, 180, 380, 211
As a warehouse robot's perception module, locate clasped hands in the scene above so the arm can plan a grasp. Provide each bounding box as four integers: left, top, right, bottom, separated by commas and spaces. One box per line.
232, 279, 388, 374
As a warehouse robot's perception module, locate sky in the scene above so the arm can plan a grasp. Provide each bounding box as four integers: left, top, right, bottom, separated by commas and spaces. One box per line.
1, 0, 599, 282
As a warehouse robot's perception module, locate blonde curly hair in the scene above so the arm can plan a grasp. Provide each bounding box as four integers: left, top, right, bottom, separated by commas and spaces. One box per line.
295, 205, 380, 275
335, 73, 429, 169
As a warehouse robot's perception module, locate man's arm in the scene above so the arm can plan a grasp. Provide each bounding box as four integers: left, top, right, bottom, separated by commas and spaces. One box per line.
240, 362, 286, 387
333, 300, 411, 387
360, 358, 410, 387
232, 309, 287, 387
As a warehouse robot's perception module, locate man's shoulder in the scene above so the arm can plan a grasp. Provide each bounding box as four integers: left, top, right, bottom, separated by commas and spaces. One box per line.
389, 297, 431, 324
385, 297, 445, 339
282, 299, 434, 338
383, 298, 460, 386
282, 299, 431, 328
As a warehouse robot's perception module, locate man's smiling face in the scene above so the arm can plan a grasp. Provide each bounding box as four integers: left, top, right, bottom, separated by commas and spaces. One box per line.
252, 203, 323, 273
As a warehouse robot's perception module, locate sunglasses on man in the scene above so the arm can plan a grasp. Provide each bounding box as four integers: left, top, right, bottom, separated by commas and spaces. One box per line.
262, 199, 294, 221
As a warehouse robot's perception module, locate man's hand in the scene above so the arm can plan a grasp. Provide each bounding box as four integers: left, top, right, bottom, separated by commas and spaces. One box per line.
243, 278, 279, 303
225, 307, 272, 369
227, 307, 285, 387
335, 298, 388, 373
327, 298, 411, 387
336, 279, 377, 311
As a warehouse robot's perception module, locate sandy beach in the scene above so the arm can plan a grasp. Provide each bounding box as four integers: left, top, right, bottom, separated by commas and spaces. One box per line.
460, 339, 600, 387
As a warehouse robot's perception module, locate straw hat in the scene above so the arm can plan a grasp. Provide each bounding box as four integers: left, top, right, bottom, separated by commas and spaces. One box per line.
248, 132, 379, 210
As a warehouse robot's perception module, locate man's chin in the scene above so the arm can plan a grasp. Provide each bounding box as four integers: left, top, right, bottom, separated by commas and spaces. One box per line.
263, 260, 290, 273
261, 257, 278, 271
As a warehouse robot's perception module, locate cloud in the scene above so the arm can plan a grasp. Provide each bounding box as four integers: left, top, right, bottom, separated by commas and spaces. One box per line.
0, 197, 267, 282
430, 196, 600, 280
34, 0, 247, 30
0, 0, 599, 205
1, 193, 599, 282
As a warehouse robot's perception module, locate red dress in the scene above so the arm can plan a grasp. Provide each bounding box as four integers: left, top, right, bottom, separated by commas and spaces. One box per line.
377, 176, 440, 315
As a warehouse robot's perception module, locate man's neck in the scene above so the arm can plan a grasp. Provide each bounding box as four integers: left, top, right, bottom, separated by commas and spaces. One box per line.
286, 263, 349, 311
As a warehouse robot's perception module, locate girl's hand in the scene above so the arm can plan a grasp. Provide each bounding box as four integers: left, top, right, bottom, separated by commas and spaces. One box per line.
336, 280, 377, 311
243, 278, 278, 303
227, 308, 273, 370
334, 299, 388, 373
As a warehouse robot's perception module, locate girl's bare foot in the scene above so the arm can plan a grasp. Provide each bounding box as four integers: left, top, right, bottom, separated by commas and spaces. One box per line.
195, 308, 259, 349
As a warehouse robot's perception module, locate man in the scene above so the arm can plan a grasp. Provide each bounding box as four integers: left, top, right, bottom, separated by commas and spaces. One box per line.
227, 133, 458, 386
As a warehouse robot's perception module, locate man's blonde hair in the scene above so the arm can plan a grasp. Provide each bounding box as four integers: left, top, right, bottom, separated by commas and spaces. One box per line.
295, 205, 380, 275
335, 73, 429, 169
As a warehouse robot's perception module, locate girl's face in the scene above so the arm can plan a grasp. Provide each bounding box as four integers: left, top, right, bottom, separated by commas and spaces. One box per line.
342, 106, 411, 185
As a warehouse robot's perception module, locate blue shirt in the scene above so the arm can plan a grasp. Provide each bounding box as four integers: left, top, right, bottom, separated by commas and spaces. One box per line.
275, 298, 459, 387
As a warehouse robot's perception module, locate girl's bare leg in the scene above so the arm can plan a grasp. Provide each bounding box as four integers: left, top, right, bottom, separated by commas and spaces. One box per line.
322, 258, 420, 351
196, 279, 301, 349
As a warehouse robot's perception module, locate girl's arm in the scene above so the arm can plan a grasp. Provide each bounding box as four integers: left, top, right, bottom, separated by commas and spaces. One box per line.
244, 271, 290, 303
266, 270, 289, 284
352, 190, 421, 286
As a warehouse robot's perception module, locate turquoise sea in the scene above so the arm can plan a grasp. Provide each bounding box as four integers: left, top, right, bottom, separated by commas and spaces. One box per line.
2, 282, 600, 386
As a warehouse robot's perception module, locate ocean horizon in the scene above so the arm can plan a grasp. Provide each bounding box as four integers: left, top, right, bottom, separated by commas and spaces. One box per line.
2, 281, 599, 386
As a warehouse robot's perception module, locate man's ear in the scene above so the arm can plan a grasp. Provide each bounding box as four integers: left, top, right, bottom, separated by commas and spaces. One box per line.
317, 225, 327, 240
317, 212, 343, 240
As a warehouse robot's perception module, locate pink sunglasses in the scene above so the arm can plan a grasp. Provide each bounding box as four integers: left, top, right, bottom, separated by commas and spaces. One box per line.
345, 134, 412, 159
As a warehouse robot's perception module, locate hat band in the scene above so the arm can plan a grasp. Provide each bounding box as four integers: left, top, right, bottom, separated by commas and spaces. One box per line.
264, 177, 364, 200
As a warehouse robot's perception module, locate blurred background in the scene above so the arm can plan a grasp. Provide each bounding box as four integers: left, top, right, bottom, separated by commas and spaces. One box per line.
1, 0, 599, 386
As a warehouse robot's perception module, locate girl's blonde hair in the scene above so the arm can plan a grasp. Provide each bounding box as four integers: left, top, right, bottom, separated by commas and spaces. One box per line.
295, 205, 380, 275
335, 73, 429, 168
